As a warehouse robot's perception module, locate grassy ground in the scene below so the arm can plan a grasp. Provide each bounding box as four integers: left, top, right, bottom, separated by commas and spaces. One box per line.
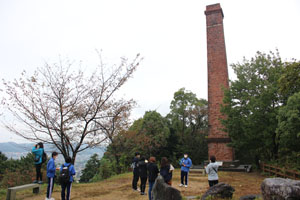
2, 170, 266, 200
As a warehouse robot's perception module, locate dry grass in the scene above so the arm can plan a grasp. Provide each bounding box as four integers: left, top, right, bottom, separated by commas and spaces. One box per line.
16, 170, 265, 200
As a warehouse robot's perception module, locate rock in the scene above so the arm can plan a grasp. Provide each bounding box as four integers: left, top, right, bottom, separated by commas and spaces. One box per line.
261, 178, 300, 200
239, 194, 261, 200
201, 183, 235, 200
152, 175, 182, 200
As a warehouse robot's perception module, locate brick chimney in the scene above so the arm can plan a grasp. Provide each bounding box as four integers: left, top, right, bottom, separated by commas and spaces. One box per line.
205, 3, 234, 161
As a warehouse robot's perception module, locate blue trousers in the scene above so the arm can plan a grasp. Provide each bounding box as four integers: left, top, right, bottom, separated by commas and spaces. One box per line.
46, 177, 55, 198
61, 181, 72, 200
148, 181, 155, 200
181, 171, 188, 185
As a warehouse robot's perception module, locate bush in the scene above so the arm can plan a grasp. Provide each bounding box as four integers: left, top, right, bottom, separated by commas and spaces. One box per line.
92, 158, 116, 181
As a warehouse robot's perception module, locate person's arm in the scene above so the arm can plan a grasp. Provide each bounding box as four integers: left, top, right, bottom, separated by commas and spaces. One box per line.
205, 164, 209, 174
186, 158, 192, 168
71, 165, 76, 176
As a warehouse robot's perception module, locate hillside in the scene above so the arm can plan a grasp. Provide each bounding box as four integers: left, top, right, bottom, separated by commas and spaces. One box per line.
7, 170, 265, 200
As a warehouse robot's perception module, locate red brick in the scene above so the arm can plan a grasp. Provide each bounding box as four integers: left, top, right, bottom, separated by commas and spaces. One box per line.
205, 3, 234, 161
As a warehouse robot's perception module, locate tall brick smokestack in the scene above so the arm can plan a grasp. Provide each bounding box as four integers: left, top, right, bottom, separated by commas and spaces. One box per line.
205, 3, 234, 161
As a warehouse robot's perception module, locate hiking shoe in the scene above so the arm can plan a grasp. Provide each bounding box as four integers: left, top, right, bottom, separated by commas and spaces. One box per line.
140, 192, 145, 195
33, 180, 38, 183
38, 181, 43, 184
184, 185, 188, 188
137, 188, 141, 192
179, 184, 183, 187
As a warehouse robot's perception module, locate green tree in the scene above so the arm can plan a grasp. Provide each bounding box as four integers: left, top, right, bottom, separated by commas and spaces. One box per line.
277, 92, 300, 167
278, 61, 300, 104
221, 51, 284, 164
167, 88, 208, 164
80, 153, 101, 183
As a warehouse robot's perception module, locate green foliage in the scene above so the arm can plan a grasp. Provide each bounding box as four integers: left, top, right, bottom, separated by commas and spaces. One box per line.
221, 51, 284, 163
92, 158, 116, 181
277, 92, 300, 167
0, 153, 46, 188
278, 61, 300, 103
80, 153, 101, 183
167, 88, 208, 164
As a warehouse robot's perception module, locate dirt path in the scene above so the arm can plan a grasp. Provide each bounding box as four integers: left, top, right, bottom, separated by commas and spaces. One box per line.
19, 170, 265, 200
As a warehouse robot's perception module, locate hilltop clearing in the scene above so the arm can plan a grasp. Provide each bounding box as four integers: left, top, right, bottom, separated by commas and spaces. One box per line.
10, 170, 265, 200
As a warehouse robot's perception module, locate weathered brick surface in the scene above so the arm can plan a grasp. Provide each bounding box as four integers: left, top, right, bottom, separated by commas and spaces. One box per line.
205, 3, 234, 161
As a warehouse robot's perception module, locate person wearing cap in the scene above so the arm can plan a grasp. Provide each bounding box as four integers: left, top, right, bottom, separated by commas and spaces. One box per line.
132, 152, 141, 191
179, 153, 192, 187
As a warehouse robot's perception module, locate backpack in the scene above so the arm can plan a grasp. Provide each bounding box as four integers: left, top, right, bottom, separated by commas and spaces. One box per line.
42, 151, 47, 163
59, 165, 70, 184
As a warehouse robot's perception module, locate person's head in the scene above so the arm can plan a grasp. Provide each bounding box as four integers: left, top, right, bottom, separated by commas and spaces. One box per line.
135, 152, 140, 158
160, 157, 169, 168
65, 156, 72, 163
36, 142, 44, 148
52, 152, 58, 159
184, 153, 188, 159
210, 155, 216, 163
149, 157, 156, 163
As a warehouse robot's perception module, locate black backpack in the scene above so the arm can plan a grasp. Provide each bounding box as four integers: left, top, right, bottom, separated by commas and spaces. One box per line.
42, 151, 47, 163
59, 165, 70, 184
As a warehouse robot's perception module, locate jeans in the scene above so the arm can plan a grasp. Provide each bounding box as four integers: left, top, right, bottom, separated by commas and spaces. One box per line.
181, 171, 188, 185
209, 180, 219, 187
35, 163, 42, 181
148, 181, 155, 200
132, 170, 139, 190
140, 177, 147, 193
61, 181, 72, 200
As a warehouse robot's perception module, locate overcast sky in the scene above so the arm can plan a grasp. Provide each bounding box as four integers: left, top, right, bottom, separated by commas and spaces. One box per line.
0, 0, 300, 143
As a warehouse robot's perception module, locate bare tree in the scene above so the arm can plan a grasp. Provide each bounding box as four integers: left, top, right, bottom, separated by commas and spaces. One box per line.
1, 53, 141, 163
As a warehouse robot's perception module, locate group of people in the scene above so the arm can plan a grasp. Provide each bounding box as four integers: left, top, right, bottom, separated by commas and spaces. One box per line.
132, 152, 194, 200
32, 143, 76, 200
132, 153, 220, 200
32, 142, 219, 200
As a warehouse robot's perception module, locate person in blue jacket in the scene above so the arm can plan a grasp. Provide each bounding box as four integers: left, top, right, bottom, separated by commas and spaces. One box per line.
60, 156, 76, 200
32, 142, 44, 184
179, 153, 192, 188
46, 151, 58, 200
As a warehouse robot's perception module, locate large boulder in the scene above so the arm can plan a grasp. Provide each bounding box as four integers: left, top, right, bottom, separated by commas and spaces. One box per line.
201, 183, 235, 200
261, 178, 300, 200
152, 175, 182, 200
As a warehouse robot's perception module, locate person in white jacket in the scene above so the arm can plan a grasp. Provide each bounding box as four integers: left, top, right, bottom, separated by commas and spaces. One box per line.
205, 155, 219, 187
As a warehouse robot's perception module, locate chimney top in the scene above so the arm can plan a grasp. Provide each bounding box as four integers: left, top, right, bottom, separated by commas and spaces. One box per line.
205, 3, 224, 18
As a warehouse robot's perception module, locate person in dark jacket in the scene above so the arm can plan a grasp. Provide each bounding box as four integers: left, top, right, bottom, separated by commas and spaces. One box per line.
46, 151, 58, 200
160, 157, 174, 186
132, 152, 140, 191
32, 142, 44, 184
60, 156, 76, 200
147, 157, 159, 200
138, 157, 148, 195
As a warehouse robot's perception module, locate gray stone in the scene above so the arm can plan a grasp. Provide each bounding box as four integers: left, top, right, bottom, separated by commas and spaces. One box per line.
201, 183, 235, 200
261, 178, 300, 200
152, 175, 182, 200
239, 194, 261, 200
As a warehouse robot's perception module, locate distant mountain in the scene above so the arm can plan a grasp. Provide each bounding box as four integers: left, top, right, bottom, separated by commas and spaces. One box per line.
0, 142, 105, 156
